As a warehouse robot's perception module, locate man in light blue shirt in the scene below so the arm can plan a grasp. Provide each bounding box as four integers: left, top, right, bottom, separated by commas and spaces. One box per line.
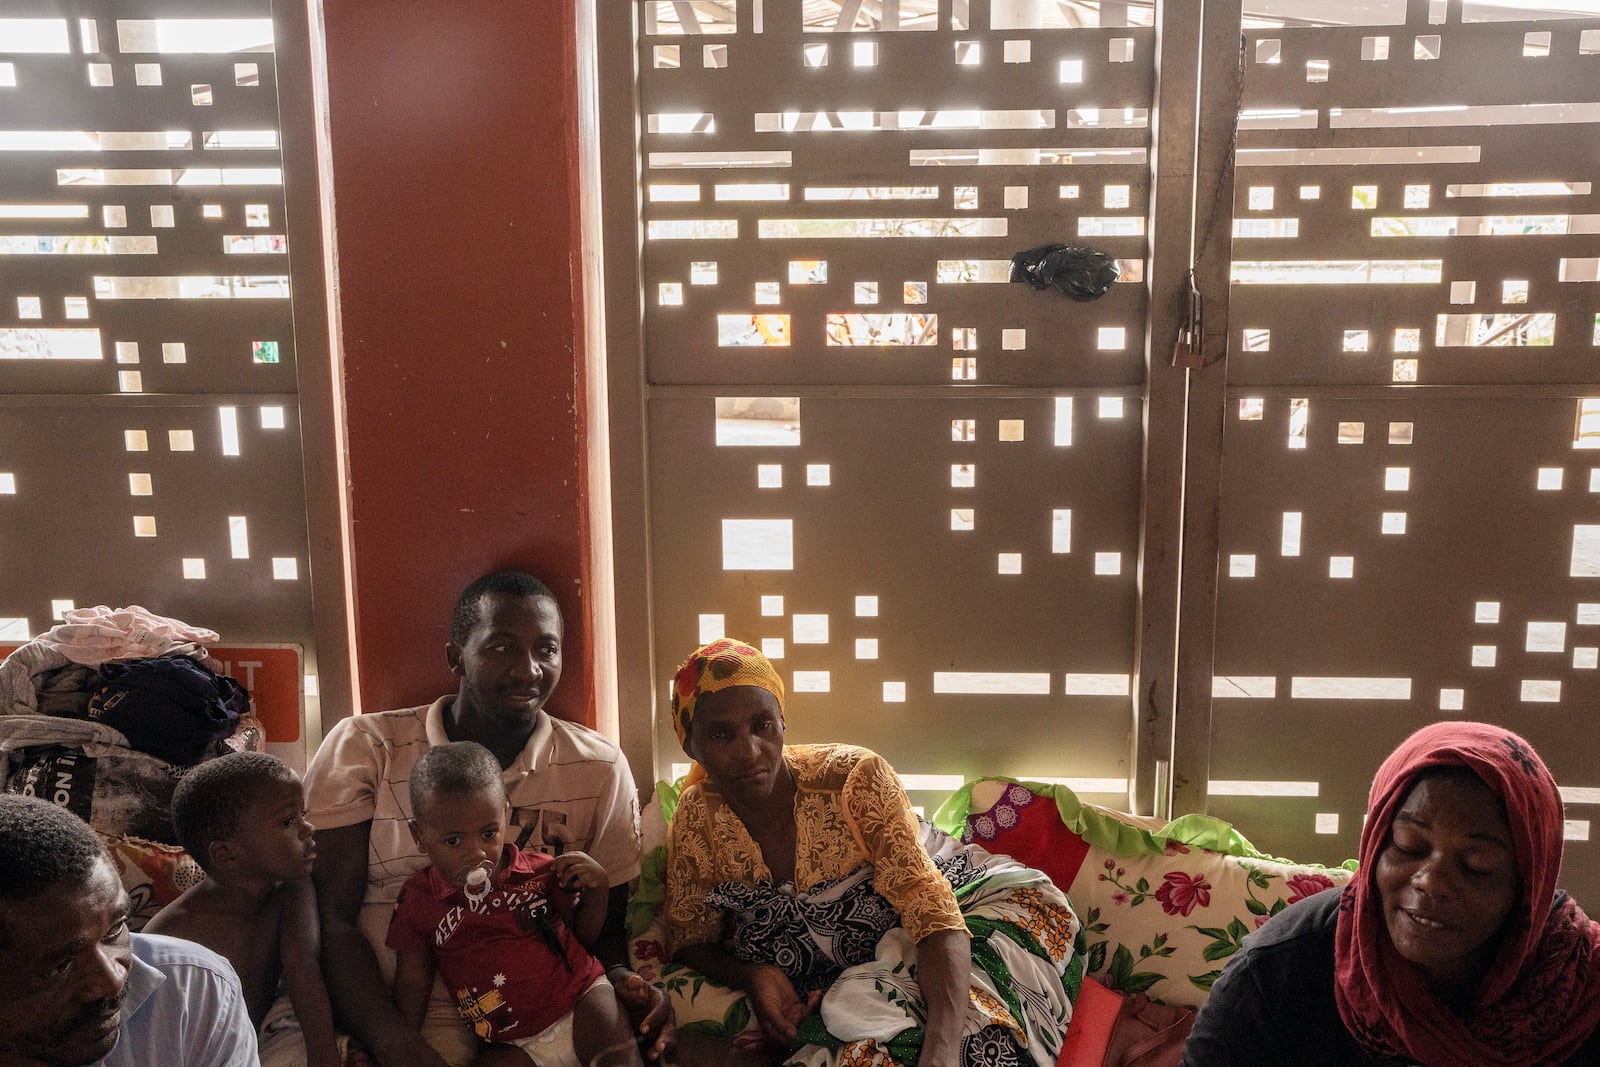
0, 795, 257, 1066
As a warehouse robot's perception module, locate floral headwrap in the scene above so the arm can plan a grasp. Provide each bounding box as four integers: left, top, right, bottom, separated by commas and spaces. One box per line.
1334, 721, 1600, 1065
669, 638, 785, 746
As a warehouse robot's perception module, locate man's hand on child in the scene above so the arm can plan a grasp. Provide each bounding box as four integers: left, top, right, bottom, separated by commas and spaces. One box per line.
551, 850, 608, 893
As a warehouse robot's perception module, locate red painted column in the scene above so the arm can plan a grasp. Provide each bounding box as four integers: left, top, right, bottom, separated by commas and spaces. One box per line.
319, 3, 596, 724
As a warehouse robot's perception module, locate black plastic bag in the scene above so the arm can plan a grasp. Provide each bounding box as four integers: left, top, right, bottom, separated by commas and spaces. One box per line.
1010, 244, 1120, 301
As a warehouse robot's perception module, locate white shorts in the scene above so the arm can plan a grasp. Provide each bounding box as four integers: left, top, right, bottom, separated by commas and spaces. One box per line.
503, 975, 612, 1067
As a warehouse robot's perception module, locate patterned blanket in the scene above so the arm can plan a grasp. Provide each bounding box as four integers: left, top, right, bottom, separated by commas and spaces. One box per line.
706, 830, 1084, 1067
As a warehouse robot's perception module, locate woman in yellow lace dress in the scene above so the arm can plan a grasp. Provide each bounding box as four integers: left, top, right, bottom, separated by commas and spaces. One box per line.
662, 639, 1084, 1067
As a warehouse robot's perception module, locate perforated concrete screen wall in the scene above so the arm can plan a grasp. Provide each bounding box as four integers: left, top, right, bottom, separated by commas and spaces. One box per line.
0, 4, 327, 747
612, 0, 1600, 897
632, 0, 1156, 811
1214, 3, 1600, 891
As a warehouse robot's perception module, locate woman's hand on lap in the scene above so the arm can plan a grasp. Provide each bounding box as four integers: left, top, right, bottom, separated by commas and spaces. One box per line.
747, 965, 820, 1044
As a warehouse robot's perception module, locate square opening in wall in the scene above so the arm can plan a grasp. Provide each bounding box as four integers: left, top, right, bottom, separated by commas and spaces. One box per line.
793, 614, 828, 643
722, 519, 793, 570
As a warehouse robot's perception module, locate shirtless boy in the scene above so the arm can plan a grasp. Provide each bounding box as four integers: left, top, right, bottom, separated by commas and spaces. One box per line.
146, 751, 342, 1067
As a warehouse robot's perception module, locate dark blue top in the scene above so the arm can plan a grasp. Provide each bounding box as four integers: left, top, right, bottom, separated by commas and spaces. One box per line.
1182, 887, 1600, 1066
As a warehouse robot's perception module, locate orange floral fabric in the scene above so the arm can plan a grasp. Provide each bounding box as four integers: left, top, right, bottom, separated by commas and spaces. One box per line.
663, 744, 965, 956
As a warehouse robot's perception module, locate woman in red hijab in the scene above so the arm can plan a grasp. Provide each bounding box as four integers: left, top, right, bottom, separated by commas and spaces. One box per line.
1184, 722, 1600, 1065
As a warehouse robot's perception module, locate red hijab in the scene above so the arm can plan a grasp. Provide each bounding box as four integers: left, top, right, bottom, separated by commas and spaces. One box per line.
1334, 722, 1600, 1064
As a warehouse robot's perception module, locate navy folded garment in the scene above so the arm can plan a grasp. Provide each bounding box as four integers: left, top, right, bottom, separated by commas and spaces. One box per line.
87, 656, 248, 766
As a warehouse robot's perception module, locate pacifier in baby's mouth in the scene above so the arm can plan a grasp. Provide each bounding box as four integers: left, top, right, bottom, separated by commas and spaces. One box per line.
458, 860, 496, 903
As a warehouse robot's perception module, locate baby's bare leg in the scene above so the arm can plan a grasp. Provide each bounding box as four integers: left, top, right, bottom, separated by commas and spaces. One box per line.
573, 980, 644, 1067
474, 1044, 536, 1067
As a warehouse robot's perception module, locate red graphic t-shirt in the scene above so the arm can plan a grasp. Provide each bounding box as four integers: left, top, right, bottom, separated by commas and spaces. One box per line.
386, 844, 604, 1041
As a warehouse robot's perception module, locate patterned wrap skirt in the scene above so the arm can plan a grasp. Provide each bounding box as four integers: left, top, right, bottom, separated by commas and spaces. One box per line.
703, 825, 1085, 1067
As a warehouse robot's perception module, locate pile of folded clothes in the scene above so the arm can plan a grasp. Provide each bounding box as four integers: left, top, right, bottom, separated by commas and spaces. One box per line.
0, 606, 263, 924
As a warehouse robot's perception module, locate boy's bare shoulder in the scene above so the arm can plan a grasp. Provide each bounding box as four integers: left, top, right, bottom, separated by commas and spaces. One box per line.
142, 880, 223, 938
144, 876, 301, 941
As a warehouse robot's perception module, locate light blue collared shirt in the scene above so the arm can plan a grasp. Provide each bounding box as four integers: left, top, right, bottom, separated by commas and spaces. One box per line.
96, 933, 258, 1066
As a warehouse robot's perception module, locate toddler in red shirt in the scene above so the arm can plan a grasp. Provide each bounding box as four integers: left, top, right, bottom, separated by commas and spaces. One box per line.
387, 741, 644, 1067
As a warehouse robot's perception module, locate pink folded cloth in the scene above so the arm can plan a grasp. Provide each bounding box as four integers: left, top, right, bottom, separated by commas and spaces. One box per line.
35, 605, 219, 666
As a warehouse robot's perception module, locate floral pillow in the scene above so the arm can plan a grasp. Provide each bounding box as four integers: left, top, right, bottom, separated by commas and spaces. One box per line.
101, 833, 204, 930
936, 779, 1355, 1009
